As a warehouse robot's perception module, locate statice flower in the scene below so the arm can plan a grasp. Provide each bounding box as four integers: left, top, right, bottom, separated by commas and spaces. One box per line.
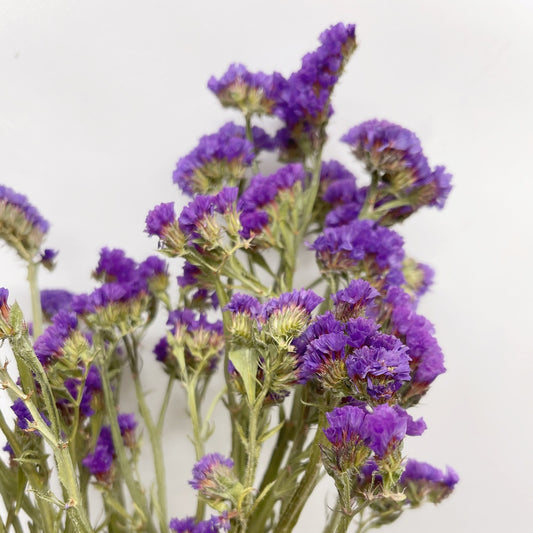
208, 63, 280, 115
173, 122, 255, 196
33, 311, 79, 367
384, 287, 446, 402
0, 288, 13, 339
154, 309, 224, 378
169, 515, 230, 533
273, 23, 357, 155
0, 185, 50, 259
189, 453, 241, 507
310, 219, 405, 284
40, 289, 74, 320
178, 262, 219, 310
82, 413, 137, 485
401, 459, 459, 505
402, 258, 435, 299
61, 365, 102, 419
342, 120, 452, 218
331, 279, 380, 321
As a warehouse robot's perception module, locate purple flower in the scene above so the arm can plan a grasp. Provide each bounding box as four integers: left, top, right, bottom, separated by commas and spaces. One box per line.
310, 220, 405, 282
40, 289, 74, 319
208, 63, 279, 115
362, 404, 407, 457
138, 255, 168, 281
239, 210, 269, 239
272, 23, 356, 153
33, 311, 78, 367
145, 202, 176, 238
238, 164, 307, 212
261, 289, 324, 322
292, 311, 344, 358
224, 293, 262, 317
401, 459, 459, 489
173, 122, 255, 196
299, 331, 346, 382
342, 120, 452, 215
82, 426, 115, 478
11, 398, 34, 431
0, 186, 49, 254
169, 517, 197, 533
332, 279, 380, 320
94, 248, 137, 283
189, 453, 234, 493
323, 404, 366, 447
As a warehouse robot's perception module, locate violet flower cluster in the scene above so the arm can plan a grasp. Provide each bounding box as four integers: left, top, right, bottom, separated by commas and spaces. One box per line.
0, 21, 456, 533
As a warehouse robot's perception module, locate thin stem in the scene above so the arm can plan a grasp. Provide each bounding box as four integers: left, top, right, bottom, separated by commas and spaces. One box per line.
245, 113, 260, 175
157, 375, 175, 434
132, 372, 169, 532
99, 359, 158, 533
27, 261, 43, 339
276, 412, 325, 533
359, 170, 380, 219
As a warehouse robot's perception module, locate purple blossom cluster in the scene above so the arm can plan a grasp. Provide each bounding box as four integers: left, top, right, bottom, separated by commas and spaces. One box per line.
0, 184, 51, 256
342, 120, 452, 216
317, 160, 367, 227
178, 262, 219, 310
272, 24, 357, 152
384, 287, 445, 398
61, 366, 102, 419
208, 63, 280, 115
72, 249, 167, 315
189, 453, 234, 492
238, 164, 306, 212
0, 185, 49, 234
82, 413, 137, 484
33, 310, 78, 367
153, 308, 224, 377
169, 514, 230, 533
173, 122, 257, 196
310, 219, 405, 284
40, 289, 74, 320
401, 459, 459, 488
324, 404, 409, 458
297, 310, 411, 402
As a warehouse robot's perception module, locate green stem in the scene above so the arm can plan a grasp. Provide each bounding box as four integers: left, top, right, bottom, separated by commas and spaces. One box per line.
132, 372, 168, 532
99, 360, 158, 533
157, 375, 175, 434
27, 261, 43, 339
359, 170, 380, 219
276, 413, 325, 533
245, 113, 260, 175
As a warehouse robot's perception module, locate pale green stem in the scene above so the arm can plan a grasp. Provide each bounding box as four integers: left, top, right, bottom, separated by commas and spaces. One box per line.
132, 373, 168, 532
359, 170, 380, 219
99, 362, 158, 533
157, 375, 175, 435
27, 261, 43, 339
276, 413, 326, 533
245, 113, 260, 175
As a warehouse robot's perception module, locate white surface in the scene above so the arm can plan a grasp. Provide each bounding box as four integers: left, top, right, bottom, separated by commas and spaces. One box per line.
1, 1, 532, 531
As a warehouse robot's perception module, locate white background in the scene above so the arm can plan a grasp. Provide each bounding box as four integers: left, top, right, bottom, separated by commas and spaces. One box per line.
1, 1, 532, 531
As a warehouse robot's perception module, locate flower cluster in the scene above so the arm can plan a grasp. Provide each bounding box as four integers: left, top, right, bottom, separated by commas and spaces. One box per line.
0, 185, 50, 260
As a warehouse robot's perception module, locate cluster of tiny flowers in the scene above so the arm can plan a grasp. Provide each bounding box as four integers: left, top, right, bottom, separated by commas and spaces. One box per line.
317, 160, 367, 227
382, 287, 445, 402
177, 262, 219, 310
71, 248, 167, 326
82, 413, 137, 485
310, 219, 405, 285
59, 365, 102, 420
153, 308, 224, 378
342, 120, 452, 220
400, 459, 459, 505
0, 184, 52, 259
169, 514, 230, 533
33, 310, 79, 367
173, 122, 260, 196
208, 63, 281, 115
272, 23, 357, 154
